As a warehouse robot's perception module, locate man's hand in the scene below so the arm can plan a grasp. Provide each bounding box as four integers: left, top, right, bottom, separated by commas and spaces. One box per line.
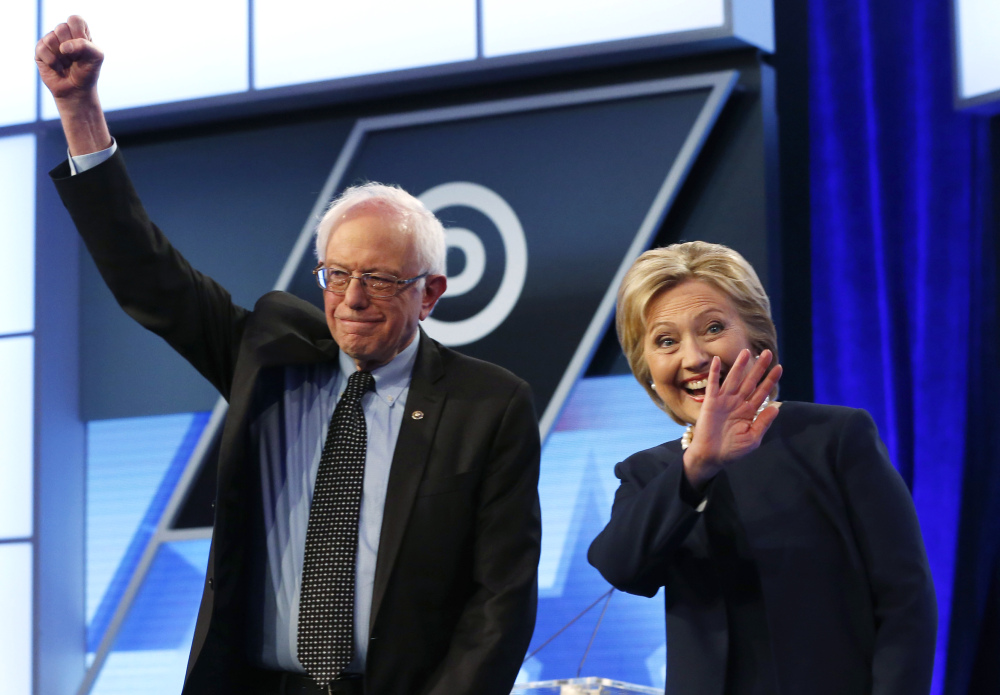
35, 16, 112, 157
36, 16, 103, 101
682, 349, 782, 489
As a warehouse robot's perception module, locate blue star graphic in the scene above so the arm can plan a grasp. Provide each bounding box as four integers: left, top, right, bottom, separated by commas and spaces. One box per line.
527, 452, 667, 687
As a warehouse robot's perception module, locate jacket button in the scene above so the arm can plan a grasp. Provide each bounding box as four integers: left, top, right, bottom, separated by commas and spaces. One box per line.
208, 577, 214, 590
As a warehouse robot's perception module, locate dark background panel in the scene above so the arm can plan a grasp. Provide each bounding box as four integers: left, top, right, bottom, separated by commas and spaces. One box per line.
170, 58, 780, 528
80, 118, 354, 420
80, 52, 789, 426
286, 87, 719, 418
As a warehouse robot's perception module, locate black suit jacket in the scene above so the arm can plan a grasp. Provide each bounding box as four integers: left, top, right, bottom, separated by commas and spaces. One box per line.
588, 402, 936, 695
54, 151, 542, 695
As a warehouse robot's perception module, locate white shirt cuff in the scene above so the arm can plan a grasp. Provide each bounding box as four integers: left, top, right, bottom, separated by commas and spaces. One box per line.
68, 139, 117, 175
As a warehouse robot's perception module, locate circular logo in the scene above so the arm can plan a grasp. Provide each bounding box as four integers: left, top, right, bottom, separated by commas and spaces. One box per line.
419, 182, 528, 347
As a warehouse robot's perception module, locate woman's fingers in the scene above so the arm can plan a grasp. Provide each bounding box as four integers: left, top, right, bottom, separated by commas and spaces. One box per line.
721, 347, 772, 401
748, 361, 782, 409
719, 348, 752, 395
704, 355, 722, 400
737, 349, 773, 400
723, 348, 775, 402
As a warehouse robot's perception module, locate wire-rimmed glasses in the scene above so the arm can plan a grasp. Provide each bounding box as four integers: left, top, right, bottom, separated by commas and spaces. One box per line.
313, 264, 428, 298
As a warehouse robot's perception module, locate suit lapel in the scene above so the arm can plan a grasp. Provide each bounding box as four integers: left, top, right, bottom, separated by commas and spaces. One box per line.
369, 331, 446, 633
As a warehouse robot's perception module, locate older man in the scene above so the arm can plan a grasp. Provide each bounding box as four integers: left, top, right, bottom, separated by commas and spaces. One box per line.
38, 16, 541, 695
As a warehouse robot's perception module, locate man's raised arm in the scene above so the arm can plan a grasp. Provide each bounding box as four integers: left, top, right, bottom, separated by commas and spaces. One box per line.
35, 15, 112, 157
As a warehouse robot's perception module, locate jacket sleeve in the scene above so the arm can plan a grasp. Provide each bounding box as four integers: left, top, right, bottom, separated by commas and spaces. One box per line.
51, 150, 248, 400
587, 449, 705, 597
836, 409, 937, 695
419, 380, 542, 695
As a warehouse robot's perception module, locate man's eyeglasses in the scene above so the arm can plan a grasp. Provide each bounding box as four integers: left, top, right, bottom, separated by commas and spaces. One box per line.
313, 265, 428, 298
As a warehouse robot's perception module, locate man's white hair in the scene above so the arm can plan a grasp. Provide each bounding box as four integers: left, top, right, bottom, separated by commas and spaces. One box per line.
315, 182, 447, 275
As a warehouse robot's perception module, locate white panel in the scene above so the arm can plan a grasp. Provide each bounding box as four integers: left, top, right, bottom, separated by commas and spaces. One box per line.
956, 0, 1000, 98
254, 0, 476, 89
0, 0, 37, 125
483, 0, 726, 57
42, 0, 248, 118
0, 543, 33, 695
732, 0, 774, 53
0, 337, 34, 540
0, 134, 36, 336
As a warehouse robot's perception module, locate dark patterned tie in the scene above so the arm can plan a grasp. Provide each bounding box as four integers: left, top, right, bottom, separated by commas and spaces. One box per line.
297, 369, 374, 685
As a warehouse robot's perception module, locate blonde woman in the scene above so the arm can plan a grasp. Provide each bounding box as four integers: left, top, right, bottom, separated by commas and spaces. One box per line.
588, 242, 936, 695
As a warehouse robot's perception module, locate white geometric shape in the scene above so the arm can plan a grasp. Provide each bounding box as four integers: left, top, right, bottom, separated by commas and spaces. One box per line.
0, 134, 35, 336
483, 0, 725, 56
442, 227, 486, 297
537, 376, 684, 595
86, 413, 202, 623
0, 543, 32, 695
0, 0, 36, 125
0, 336, 34, 539
42, 0, 248, 118
420, 182, 528, 346
516, 656, 544, 684
253, 0, 476, 90
90, 647, 192, 695
956, 0, 1000, 98
645, 642, 667, 690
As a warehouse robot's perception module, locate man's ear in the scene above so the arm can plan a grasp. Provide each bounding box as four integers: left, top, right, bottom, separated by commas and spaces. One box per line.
419, 274, 448, 320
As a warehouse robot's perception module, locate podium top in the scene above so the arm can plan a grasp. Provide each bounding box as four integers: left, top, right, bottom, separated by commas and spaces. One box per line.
512, 677, 662, 695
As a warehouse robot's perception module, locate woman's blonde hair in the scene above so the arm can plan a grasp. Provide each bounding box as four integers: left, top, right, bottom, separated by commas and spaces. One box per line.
616, 241, 779, 424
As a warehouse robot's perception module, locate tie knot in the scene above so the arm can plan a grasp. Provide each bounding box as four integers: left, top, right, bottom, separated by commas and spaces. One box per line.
342, 370, 374, 405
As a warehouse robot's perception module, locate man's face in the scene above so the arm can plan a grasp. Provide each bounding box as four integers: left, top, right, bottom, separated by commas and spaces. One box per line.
322, 211, 446, 371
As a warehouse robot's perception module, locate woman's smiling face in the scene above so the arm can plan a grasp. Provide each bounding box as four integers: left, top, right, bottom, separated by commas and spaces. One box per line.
643, 279, 754, 425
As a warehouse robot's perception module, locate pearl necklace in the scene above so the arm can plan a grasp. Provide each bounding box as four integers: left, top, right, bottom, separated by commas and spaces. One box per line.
681, 396, 770, 451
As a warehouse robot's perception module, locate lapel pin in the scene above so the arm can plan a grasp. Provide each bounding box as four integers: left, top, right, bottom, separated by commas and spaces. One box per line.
411, 410, 425, 420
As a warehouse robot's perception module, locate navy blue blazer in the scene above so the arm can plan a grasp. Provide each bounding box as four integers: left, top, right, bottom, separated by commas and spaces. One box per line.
588, 402, 936, 695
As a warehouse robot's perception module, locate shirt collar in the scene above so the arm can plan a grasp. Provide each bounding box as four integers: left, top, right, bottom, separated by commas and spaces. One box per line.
337, 334, 419, 407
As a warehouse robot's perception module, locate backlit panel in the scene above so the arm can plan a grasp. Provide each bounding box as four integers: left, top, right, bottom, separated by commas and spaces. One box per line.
0, 134, 36, 336
525, 374, 682, 685
955, 0, 1000, 98
0, 0, 36, 126
90, 540, 211, 695
86, 413, 208, 628
41, 0, 248, 118
0, 543, 33, 694
253, 0, 476, 89
0, 337, 34, 540
483, 0, 725, 57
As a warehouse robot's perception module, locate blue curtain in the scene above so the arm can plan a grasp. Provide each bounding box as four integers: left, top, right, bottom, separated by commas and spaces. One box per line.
944, 121, 1000, 693
809, 0, 997, 692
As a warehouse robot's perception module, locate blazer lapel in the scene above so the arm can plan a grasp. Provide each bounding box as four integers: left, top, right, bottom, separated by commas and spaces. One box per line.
369, 331, 445, 633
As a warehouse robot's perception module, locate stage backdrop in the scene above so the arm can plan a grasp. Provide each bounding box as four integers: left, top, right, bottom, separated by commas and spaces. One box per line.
65, 57, 780, 694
